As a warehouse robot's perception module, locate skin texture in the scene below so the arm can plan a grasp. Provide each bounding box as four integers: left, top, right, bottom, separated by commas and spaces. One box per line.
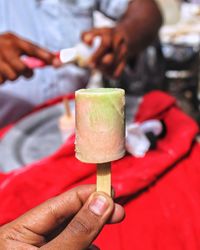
82, 0, 163, 78
0, 33, 57, 85
0, 185, 125, 250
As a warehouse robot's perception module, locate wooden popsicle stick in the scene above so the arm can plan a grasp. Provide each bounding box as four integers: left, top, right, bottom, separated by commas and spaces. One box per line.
97, 162, 111, 196
63, 98, 71, 117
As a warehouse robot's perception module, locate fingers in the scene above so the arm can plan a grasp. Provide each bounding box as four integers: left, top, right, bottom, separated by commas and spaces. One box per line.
101, 53, 114, 67
6, 57, 33, 78
112, 34, 127, 78
89, 35, 111, 67
98, 45, 126, 79
0, 32, 54, 83
1, 32, 54, 64
108, 203, 125, 224
52, 57, 63, 68
11, 185, 96, 237
0, 75, 6, 85
82, 28, 127, 78
43, 192, 124, 250
0, 186, 96, 248
113, 61, 126, 79
17, 38, 54, 64
82, 31, 97, 46
116, 43, 128, 63
1, 185, 124, 249
0, 57, 33, 82
0, 61, 17, 81
82, 29, 112, 67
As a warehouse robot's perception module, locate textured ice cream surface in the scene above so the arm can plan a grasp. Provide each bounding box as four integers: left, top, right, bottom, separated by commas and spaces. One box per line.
75, 88, 125, 163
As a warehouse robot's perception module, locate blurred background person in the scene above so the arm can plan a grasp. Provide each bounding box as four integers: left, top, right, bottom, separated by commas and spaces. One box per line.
0, 0, 162, 127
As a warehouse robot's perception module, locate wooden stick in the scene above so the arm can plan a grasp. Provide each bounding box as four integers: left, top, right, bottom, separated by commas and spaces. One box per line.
63, 98, 71, 117
97, 162, 111, 196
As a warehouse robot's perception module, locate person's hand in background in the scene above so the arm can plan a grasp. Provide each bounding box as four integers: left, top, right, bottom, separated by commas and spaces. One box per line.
82, 27, 128, 79
0, 185, 125, 250
0, 32, 55, 84
82, 0, 162, 80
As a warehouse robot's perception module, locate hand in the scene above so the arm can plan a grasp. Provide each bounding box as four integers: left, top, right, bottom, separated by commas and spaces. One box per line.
0, 32, 55, 84
0, 185, 125, 250
82, 28, 127, 79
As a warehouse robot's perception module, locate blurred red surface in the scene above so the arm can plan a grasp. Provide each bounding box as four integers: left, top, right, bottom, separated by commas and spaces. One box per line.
0, 91, 199, 250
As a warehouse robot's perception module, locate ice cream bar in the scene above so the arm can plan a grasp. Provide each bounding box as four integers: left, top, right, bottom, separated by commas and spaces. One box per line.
75, 88, 125, 164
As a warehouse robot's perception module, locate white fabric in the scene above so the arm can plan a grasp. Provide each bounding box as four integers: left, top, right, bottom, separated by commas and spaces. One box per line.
126, 120, 163, 158
126, 123, 151, 158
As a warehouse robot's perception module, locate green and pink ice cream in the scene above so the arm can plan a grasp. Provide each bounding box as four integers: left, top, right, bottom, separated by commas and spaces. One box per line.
75, 88, 125, 163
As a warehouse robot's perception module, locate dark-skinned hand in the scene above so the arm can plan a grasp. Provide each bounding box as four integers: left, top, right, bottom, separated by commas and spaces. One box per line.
0, 185, 125, 250
0, 32, 57, 84
82, 27, 127, 79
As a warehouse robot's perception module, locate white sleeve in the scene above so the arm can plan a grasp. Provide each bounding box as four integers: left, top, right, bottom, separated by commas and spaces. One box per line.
0, 1, 7, 32
97, 0, 131, 20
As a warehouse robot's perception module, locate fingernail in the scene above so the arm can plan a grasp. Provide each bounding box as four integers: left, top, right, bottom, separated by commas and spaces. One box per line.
89, 62, 95, 68
53, 58, 62, 67
89, 195, 109, 216
84, 34, 92, 42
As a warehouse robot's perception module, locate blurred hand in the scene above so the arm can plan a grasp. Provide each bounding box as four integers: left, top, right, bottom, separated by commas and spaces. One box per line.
0, 32, 55, 84
0, 185, 125, 250
82, 28, 127, 79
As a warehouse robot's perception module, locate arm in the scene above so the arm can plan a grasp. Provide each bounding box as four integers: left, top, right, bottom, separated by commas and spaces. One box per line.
82, 0, 162, 78
116, 0, 163, 58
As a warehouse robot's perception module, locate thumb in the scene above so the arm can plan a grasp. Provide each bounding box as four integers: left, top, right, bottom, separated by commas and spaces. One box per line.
81, 30, 97, 46
42, 192, 114, 250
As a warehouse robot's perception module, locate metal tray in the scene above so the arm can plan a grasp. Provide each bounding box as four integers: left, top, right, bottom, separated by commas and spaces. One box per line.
0, 101, 75, 173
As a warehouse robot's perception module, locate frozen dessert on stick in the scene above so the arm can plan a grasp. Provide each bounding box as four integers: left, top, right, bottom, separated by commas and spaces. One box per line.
75, 88, 125, 195
58, 97, 75, 141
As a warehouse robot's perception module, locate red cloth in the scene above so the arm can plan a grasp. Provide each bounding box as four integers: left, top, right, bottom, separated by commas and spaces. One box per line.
0, 91, 199, 250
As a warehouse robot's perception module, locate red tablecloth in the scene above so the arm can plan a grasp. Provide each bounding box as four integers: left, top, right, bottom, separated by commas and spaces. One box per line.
0, 91, 200, 250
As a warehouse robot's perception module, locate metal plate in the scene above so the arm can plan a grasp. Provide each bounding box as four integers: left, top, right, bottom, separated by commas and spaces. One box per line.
0, 101, 75, 173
